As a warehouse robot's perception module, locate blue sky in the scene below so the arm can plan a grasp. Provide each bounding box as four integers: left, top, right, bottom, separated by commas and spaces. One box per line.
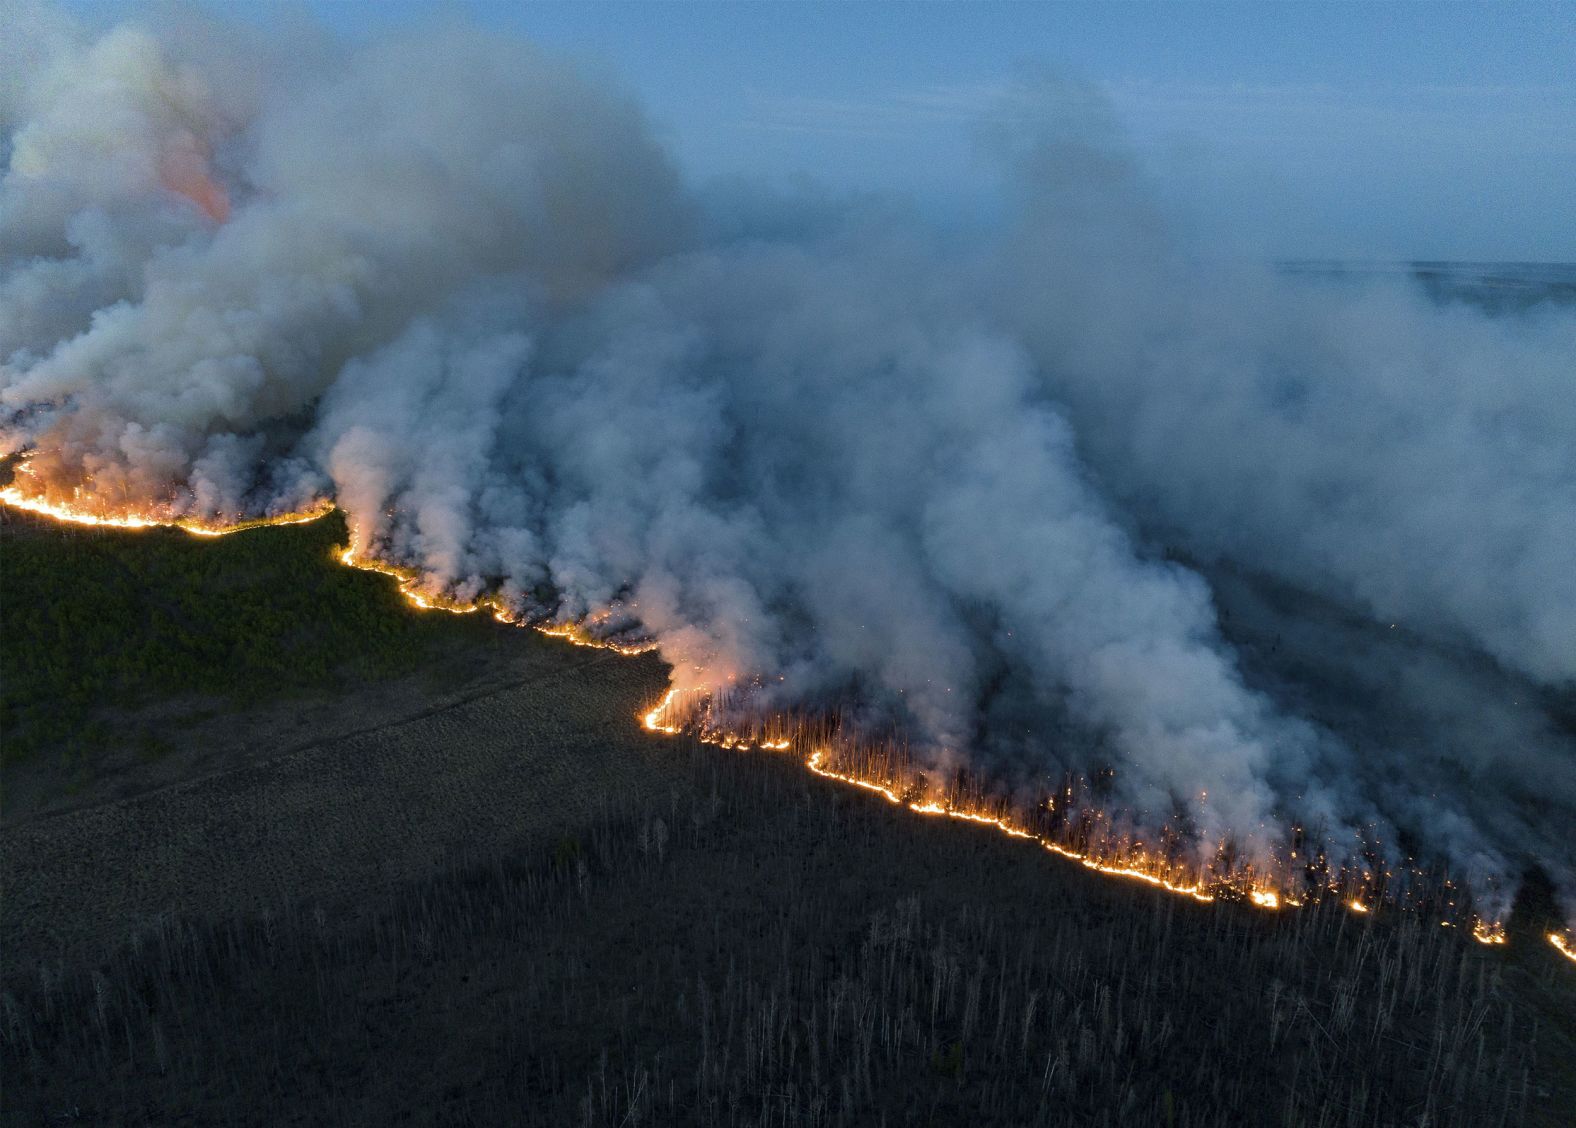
58, 1, 1576, 260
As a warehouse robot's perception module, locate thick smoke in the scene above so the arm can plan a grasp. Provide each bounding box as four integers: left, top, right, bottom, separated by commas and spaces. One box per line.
3, 6, 1572, 911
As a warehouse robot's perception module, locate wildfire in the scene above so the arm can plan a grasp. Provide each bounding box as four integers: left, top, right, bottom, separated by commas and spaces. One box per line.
643, 686, 1233, 909
803, 748, 1223, 903
537, 622, 656, 658
159, 139, 231, 224
336, 546, 489, 616
1051, 844, 1217, 903
0, 483, 648, 645
642, 688, 682, 735
642, 687, 792, 749
0, 485, 1554, 963
1471, 920, 1508, 946
0, 485, 334, 536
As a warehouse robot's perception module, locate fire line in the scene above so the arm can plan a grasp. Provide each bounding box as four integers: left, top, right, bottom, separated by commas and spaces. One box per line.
3, 488, 1566, 962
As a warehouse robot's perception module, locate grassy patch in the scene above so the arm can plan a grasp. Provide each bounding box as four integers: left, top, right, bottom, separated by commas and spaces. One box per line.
1, 509, 490, 763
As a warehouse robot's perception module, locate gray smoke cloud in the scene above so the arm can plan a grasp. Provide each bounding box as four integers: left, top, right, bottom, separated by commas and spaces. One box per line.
3, 6, 1571, 913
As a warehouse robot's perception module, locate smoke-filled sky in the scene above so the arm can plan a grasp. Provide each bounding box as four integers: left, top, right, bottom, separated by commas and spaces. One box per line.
3, 0, 1573, 919
49, 0, 1576, 261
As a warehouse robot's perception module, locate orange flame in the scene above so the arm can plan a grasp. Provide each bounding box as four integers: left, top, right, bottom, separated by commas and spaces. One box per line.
0, 485, 1550, 962
0, 485, 330, 535
160, 140, 230, 223
633, 658, 1546, 934
1471, 919, 1508, 946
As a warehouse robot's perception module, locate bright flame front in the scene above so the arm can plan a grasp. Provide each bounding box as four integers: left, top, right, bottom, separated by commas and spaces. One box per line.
0, 485, 1551, 965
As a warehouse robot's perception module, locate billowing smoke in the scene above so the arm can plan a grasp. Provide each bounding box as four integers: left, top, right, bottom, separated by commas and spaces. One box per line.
3, 5, 1571, 917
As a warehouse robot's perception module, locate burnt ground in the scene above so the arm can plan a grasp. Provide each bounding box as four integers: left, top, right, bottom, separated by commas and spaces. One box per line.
3, 516, 1575, 1126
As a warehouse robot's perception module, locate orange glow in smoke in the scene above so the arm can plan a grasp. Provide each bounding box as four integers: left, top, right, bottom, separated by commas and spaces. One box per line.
160, 140, 230, 223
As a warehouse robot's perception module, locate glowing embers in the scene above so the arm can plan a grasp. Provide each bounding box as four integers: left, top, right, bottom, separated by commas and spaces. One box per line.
801, 743, 1220, 904
641, 686, 794, 749
0, 484, 334, 536
0, 485, 168, 530
1041, 839, 1216, 904
645, 690, 1526, 933
336, 545, 497, 617
537, 621, 657, 657
0, 482, 650, 651
668, 696, 1254, 907
1471, 920, 1508, 946
642, 688, 682, 735
1551, 933, 1576, 964
335, 540, 653, 651
638, 692, 1539, 946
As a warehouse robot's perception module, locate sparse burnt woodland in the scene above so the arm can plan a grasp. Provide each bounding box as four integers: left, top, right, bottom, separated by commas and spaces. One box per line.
5, 740, 1574, 1127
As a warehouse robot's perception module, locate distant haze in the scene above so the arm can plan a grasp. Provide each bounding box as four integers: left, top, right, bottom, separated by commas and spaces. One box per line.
51, 0, 1576, 262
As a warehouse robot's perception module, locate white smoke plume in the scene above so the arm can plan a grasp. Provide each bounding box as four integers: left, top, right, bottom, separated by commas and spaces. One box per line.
3, 5, 1571, 915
